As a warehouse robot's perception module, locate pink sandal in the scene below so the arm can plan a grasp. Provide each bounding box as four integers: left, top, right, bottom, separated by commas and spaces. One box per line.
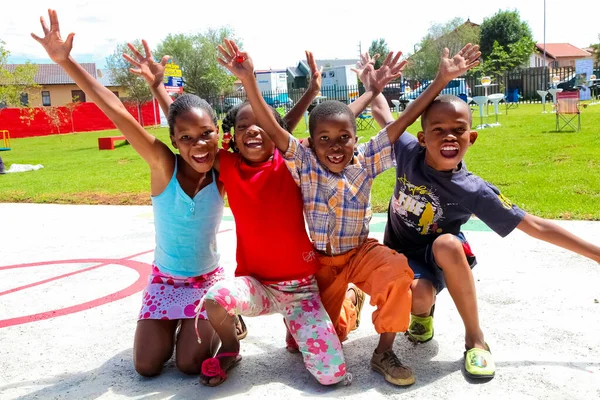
200, 352, 242, 387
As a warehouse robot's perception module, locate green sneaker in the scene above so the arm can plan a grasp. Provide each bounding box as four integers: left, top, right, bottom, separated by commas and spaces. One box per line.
405, 305, 434, 343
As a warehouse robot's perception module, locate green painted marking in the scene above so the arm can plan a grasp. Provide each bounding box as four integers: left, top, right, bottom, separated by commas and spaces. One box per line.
367, 214, 492, 233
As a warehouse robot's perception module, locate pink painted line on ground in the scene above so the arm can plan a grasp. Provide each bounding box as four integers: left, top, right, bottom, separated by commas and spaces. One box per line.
0, 229, 232, 328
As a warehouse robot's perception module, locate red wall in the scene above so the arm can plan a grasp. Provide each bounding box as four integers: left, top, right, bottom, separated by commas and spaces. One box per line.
0, 101, 160, 138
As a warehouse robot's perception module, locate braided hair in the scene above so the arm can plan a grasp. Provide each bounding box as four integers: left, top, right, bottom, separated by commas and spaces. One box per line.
221, 101, 289, 152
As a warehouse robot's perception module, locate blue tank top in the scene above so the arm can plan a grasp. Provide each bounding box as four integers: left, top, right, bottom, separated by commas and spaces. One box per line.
152, 157, 223, 277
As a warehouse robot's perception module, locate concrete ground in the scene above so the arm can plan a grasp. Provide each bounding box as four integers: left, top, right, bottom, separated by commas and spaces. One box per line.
1, 203, 599, 400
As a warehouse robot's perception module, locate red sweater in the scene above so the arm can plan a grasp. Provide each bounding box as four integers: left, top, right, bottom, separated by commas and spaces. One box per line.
219, 149, 318, 283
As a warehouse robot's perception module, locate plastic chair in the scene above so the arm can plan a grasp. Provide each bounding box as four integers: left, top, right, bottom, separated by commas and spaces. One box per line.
555, 91, 580, 132
471, 96, 489, 129
505, 88, 520, 113
391, 99, 401, 114
547, 88, 563, 113
356, 110, 375, 130
537, 90, 549, 113
458, 93, 468, 103
487, 94, 504, 127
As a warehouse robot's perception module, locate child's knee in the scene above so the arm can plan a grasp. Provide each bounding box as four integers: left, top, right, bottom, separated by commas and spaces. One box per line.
176, 357, 202, 375
432, 235, 468, 267
134, 358, 163, 377
411, 279, 435, 304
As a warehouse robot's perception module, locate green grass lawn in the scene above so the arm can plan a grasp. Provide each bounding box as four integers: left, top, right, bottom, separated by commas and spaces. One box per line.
1, 102, 599, 219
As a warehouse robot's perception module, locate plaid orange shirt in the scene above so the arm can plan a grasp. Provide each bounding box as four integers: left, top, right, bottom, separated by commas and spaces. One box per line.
282, 129, 394, 255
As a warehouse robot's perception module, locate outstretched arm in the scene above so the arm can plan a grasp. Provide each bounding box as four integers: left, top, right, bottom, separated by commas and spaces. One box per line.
348, 51, 406, 117
31, 9, 171, 169
283, 51, 321, 132
517, 214, 600, 263
217, 39, 291, 152
385, 44, 481, 143
123, 40, 173, 117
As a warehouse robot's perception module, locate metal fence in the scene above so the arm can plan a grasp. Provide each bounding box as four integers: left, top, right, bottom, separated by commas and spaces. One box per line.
203, 63, 600, 118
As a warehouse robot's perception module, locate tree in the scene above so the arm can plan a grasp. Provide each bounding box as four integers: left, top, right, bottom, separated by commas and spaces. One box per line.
404, 18, 480, 80
479, 9, 534, 67
106, 40, 153, 125
368, 38, 389, 70
155, 27, 239, 97
43, 106, 67, 134
0, 39, 39, 109
588, 34, 600, 63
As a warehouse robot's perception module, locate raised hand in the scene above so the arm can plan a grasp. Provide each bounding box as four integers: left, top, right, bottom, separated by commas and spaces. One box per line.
364, 51, 407, 93
351, 52, 380, 90
31, 9, 74, 64
305, 51, 322, 94
217, 39, 254, 81
122, 40, 169, 88
437, 44, 481, 81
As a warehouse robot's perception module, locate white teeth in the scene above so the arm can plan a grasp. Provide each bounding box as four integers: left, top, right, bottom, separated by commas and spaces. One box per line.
246, 139, 262, 145
193, 153, 208, 158
328, 155, 343, 162
441, 146, 458, 151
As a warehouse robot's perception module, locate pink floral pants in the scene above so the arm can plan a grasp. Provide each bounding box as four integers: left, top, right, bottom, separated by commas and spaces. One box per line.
202, 275, 347, 385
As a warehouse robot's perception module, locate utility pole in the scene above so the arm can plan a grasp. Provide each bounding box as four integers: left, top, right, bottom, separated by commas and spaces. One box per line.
358, 41, 362, 59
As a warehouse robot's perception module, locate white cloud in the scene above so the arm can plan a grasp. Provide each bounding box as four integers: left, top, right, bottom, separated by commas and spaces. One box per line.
2, 0, 598, 69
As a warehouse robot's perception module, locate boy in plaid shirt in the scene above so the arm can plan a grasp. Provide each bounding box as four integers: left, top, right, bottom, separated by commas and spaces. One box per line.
218, 39, 480, 386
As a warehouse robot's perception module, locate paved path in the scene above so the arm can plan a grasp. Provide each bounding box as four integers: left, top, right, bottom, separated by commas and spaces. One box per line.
1, 203, 599, 399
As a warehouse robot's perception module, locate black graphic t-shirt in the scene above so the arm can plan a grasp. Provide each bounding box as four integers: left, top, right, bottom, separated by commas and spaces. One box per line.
384, 134, 526, 252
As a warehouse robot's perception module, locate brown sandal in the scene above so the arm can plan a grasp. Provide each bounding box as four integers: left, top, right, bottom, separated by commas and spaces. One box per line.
348, 284, 366, 330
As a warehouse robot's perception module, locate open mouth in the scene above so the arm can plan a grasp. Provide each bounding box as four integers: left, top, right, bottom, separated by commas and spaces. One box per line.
191, 152, 210, 163
244, 138, 263, 149
327, 154, 345, 164
440, 145, 459, 159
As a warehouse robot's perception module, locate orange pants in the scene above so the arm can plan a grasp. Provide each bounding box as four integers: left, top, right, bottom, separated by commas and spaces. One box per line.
315, 239, 414, 342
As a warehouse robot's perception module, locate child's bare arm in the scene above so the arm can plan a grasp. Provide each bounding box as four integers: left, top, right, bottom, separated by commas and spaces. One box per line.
517, 214, 600, 263
217, 39, 290, 152
353, 52, 395, 127
32, 9, 171, 169
348, 51, 405, 118
385, 44, 481, 143
122, 40, 173, 117
284, 51, 321, 132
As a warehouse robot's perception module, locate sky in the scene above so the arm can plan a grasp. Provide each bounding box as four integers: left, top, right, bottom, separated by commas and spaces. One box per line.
2, 0, 598, 70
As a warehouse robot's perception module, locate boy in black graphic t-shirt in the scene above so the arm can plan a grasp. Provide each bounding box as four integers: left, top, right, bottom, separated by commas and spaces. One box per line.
369, 92, 600, 380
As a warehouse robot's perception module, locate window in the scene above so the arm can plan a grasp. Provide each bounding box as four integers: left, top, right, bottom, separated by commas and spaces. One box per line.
71, 90, 86, 103
328, 71, 335, 78
42, 91, 51, 106
20, 93, 29, 106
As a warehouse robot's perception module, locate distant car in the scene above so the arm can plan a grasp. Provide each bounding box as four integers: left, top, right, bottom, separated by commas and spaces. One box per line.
399, 78, 471, 109
263, 93, 294, 108
214, 97, 243, 114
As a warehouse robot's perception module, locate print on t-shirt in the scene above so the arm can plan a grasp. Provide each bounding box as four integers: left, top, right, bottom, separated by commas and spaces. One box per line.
391, 174, 444, 236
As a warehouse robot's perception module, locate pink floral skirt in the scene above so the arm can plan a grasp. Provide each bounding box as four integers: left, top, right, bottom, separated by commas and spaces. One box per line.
138, 265, 225, 321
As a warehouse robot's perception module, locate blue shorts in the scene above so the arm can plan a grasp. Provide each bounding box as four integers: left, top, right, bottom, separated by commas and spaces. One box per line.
401, 232, 477, 293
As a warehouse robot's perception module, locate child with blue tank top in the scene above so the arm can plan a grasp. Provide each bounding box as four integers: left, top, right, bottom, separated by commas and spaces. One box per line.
32, 10, 240, 378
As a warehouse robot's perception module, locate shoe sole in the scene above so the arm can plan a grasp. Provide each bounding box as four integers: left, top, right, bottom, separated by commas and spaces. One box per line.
370, 362, 416, 386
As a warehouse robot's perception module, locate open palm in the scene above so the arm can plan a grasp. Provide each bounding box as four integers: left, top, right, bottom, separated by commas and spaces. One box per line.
123, 40, 169, 87
365, 51, 407, 92
31, 9, 74, 64
438, 44, 481, 81
217, 39, 254, 81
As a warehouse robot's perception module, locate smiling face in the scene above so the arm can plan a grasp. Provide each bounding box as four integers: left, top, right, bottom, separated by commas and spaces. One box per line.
309, 113, 357, 173
233, 104, 276, 164
418, 100, 477, 171
171, 108, 219, 173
